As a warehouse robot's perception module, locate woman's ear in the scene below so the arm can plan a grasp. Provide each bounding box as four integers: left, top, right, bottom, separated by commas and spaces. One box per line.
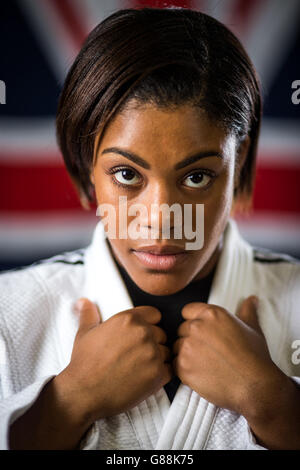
78, 172, 95, 210
234, 135, 250, 191
80, 194, 91, 210
231, 136, 252, 216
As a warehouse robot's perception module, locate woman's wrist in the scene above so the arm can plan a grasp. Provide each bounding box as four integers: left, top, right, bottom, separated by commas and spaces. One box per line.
10, 371, 94, 450
51, 367, 97, 435
240, 367, 300, 449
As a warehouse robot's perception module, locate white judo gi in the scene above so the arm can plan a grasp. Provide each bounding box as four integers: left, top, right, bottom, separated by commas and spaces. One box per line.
0, 219, 299, 450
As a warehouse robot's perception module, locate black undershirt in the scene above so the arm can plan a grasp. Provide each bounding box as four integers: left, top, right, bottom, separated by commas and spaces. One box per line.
107, 241, 215, 403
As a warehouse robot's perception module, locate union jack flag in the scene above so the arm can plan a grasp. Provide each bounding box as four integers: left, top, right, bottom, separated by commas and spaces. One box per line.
0, 0, 299, 270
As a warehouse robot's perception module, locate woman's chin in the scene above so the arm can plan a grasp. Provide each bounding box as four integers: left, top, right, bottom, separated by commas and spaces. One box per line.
129, 270, 192, 296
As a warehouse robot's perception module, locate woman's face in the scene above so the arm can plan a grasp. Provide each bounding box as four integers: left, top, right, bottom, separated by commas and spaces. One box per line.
92, 102, 241, 295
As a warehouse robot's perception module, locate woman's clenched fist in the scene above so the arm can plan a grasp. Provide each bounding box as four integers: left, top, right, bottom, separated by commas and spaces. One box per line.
58, 298, 172, 428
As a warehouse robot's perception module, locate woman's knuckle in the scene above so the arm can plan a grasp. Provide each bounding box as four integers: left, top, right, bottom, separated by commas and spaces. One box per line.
144, 342, 158, 361
177, 347, 189, 369
189, 320, 200, 334
136, 323, 149, 341
204, 306, 219, 320
119, 311, 134, 328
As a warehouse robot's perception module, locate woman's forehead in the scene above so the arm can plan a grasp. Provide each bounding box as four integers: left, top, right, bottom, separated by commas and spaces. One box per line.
95, 103, 236, 166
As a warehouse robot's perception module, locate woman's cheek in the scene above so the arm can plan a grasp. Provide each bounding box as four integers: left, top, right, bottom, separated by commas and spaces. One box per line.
203, 174, 234, 243
94, 180, 117, 206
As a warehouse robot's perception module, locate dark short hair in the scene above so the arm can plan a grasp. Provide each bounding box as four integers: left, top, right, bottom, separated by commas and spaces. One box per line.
56, 7, 262, 206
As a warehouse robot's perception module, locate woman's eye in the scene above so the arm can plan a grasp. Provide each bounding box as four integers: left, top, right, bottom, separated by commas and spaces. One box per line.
182, 171, 212, 188
113, 168, 141, 185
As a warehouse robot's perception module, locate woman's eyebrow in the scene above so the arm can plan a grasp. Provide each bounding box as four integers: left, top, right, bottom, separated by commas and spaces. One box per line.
101, 147, 150, 169
175, 151, 223, 170
101, 147, 223, 170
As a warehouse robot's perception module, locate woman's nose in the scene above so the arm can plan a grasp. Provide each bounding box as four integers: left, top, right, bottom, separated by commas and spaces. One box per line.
135, 183, 181, 237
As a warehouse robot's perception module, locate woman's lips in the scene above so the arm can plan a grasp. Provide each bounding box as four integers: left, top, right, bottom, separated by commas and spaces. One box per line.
132, 248, 188, 271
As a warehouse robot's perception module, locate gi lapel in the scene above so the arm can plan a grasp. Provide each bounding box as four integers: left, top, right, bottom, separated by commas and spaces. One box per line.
155, 218, 254, 450
83, 221, 169, 448
83, 218, 253, 450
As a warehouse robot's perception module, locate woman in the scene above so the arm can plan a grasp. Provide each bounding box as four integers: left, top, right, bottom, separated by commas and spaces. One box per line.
1, 8, 300, 450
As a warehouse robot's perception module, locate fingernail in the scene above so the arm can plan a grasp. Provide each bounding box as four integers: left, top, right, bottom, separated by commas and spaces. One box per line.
251, 295, 259, 307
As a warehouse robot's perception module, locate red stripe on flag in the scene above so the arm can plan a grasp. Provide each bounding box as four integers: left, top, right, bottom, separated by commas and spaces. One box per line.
0, 160, 300, 214
228, 0, 262, 36
126, 0, 194, 8
253, 165, 300, 214
49, 0, 87, 50
0, 162, 81, 212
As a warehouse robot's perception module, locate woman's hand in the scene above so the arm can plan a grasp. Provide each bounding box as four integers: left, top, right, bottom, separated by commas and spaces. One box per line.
172, 296, 300, 449
10, 298, 172, 450
60, 298, 172, 427
172, 296, 272, 413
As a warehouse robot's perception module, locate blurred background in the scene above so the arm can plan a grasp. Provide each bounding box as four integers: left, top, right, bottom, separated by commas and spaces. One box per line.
0, 0, 299, 271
